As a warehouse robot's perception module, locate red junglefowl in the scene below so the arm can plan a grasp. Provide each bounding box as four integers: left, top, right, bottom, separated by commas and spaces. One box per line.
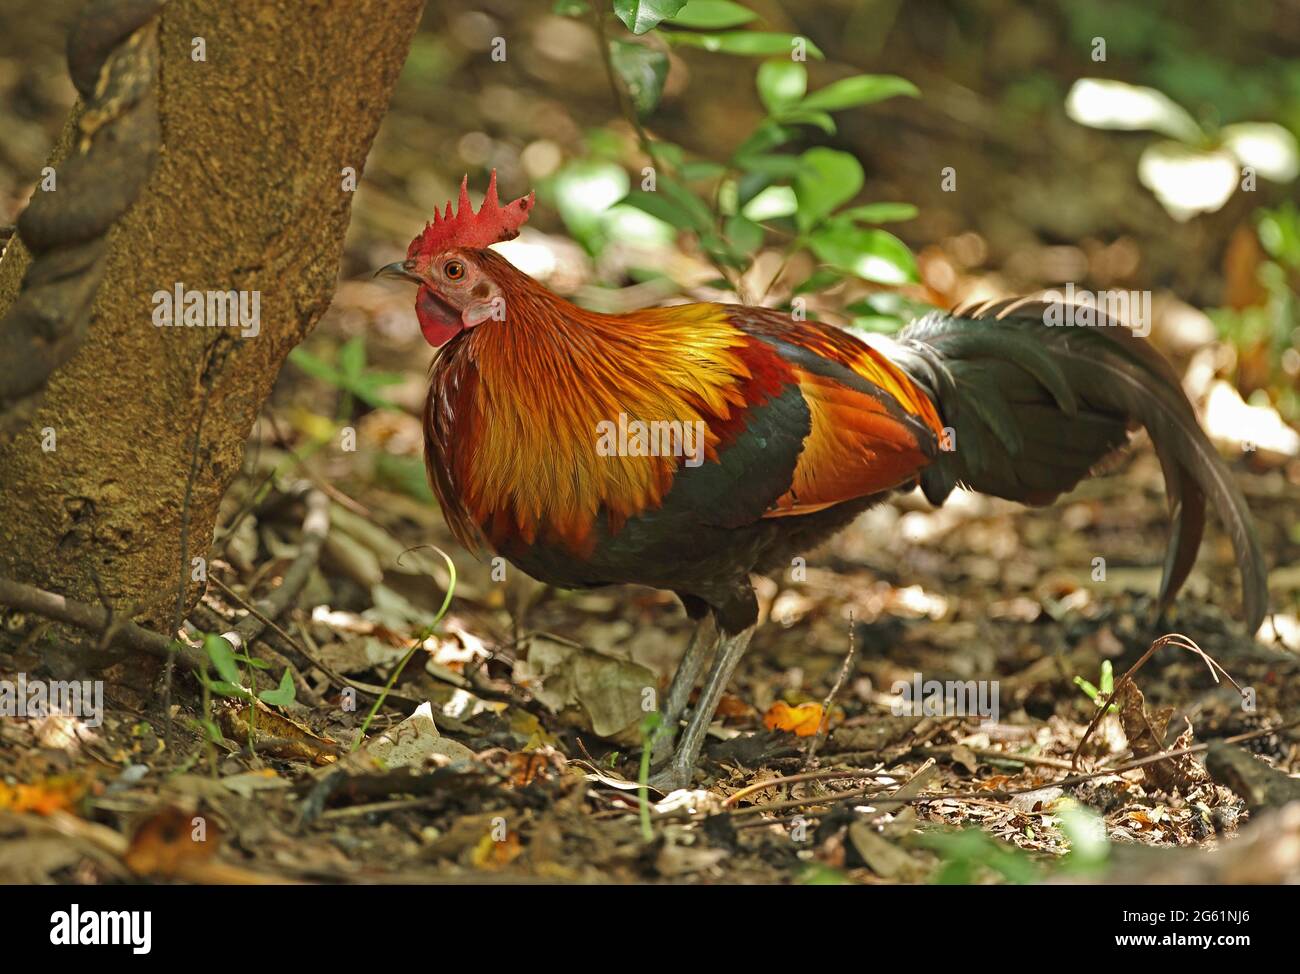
377, 171, 1267, 791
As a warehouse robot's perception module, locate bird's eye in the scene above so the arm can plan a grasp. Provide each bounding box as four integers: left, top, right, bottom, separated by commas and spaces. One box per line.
443, 259, 466, 281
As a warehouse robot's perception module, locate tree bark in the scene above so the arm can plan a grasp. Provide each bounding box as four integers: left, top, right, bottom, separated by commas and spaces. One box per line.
0, 0, 425, 628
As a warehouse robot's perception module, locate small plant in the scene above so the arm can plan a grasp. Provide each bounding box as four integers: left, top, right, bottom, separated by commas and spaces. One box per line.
193, 632, 297, 755
637, 711, 665, 841
1054, 800, 1110, 874
289, 334, 404, 416
1074, 659, 1118, 714
351, 547, 457, 751
913, 827, 1042, 885
552, 0, 922, 315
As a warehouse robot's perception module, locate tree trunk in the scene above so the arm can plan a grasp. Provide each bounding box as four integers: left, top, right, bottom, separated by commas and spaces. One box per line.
0, 0, 425, 629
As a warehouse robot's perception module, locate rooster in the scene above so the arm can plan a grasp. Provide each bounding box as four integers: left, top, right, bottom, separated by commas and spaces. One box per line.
377, 172, 1267, 791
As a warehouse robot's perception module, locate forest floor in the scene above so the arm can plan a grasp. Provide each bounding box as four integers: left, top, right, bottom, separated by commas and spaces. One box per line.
3, 315, 1298, 882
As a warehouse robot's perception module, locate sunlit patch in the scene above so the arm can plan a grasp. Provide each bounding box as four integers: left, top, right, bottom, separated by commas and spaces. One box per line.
1137, 144, 1238, 222
491, 236, 558, 279
32, 711, 96, 753
1065, 79, 1201, 141
1203, 380, 1300, 456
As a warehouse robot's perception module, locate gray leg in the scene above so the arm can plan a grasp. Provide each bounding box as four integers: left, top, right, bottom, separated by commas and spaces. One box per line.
648, 626, 754, 792
651, 614, 718, 764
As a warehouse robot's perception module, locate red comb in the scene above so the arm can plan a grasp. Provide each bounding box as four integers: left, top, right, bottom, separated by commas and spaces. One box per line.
407, 170, 535, 257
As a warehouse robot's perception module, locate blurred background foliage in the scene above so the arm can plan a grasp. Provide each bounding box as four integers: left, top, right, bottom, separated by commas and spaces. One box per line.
2, 0, 1298, 428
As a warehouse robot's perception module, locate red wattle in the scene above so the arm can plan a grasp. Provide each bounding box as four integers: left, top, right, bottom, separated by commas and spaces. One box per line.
416, 287, 464, 347
419, 316, 463, 347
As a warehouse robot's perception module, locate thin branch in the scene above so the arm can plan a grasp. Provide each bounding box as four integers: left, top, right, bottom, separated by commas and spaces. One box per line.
0, 575, 203, 672
804, 609, 856, 768
166, 373, 215, 747
216, 487, 330, 652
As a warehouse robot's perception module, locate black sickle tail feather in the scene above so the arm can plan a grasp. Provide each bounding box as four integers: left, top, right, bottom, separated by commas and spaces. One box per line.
886, 296, 1267, 632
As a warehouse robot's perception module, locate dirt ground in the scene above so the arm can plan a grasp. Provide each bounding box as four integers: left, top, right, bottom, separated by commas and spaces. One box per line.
2, 373, 1297, 883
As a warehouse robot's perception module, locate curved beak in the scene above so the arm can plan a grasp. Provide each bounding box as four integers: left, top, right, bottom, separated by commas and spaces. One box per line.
374, 259, 422, 284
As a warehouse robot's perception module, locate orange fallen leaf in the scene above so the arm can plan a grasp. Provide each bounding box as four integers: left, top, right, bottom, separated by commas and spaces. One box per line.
123, 806, 221, 877
507, 752, 554, 787
471, 829, 522, 870
0, 775, 89, 815
763, 701, 825, 738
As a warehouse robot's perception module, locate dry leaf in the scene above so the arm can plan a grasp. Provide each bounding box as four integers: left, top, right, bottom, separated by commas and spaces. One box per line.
471, 829, 522, 870
763, 701, 824, 737
0, 775, 90, 815
1118, 682, 1205, 792
123, 806, 220, 877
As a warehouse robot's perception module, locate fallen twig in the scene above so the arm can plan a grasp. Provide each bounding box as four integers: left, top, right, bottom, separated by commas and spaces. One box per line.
805, 609, 856, 769
0, 575, 203, 671
217, 487, 330, 652
723, 765, 892, 808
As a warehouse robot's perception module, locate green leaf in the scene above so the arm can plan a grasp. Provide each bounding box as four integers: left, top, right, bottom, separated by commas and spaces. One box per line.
756, 60, 806, 114
800, 74, 919, 112
839, 202, 918, 224
337, 335, 366, 379
725, 213, 764, 254
794, 148, 863, 231
288, 346, 400, 410
614, 0, 686, 34
666, 0, 757, 29
736, 153, 802, 179
731, 120, 793, 162
621, 189, 704, 231
663, 31, 824, 59
203, 634, 242, 686
774, 109, 836, 134
793, 268, 843, 295
701, 232, 746, 269
609, 41, 669, 117
234, 653, 273, 671
809, 222, 917, 284
258, 670, 297, 708
1056, 801, 1109, 869
741, 184, 797, 221
207, 679, 252, 701
679, 160, 727, 181
657, 174, 716, 230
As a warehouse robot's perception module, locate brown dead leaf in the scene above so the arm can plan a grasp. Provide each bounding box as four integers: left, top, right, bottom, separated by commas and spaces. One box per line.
123, 806, 221, 877
1117, 682, 1206, 793
471, 829, 522, 870
715, 693, 754, 719
507, 752, 557, 787
220, 700, 341, 765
